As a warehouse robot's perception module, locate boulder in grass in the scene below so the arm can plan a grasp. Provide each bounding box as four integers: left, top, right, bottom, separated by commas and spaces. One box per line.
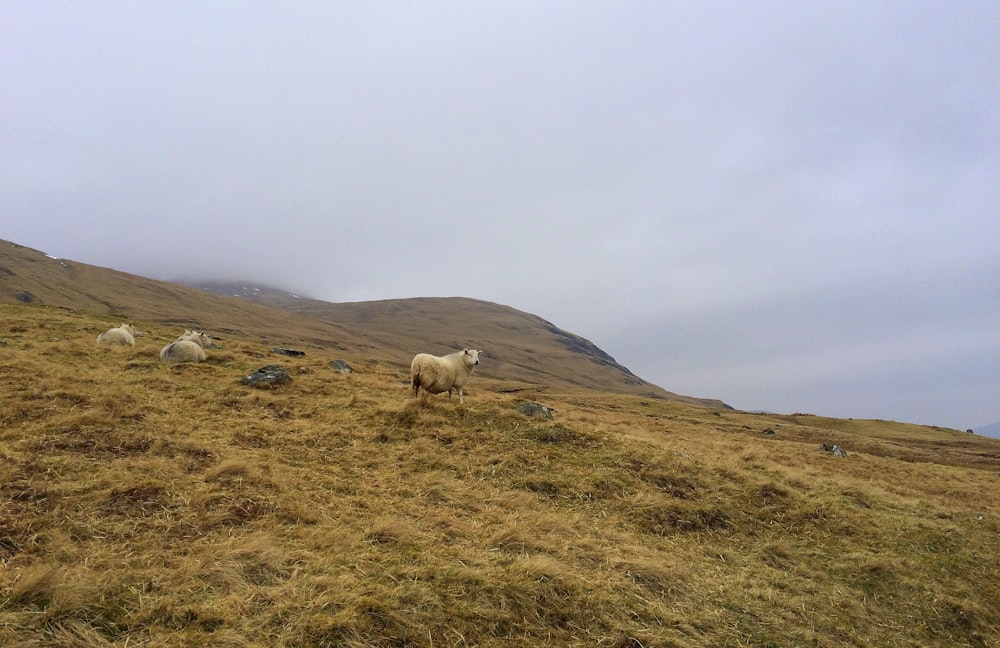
242, 365, 291, 389
518, 401, 555, 420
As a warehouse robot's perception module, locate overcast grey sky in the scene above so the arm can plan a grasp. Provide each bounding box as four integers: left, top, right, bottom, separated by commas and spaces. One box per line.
3, 1, 998, 429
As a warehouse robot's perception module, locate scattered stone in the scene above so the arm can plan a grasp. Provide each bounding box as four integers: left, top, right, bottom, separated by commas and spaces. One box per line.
518, 401, 554, 420
819, 443, 848, 457
967, 429, 974, 434
763, 428, 775, 436
242, 365, 291, 389
329, 359, 353, 374
15, 291, 34, 303
271, 347, 305, 357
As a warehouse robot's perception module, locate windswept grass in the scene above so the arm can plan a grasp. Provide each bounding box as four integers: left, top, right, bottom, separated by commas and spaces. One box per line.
2, 302, 999, 646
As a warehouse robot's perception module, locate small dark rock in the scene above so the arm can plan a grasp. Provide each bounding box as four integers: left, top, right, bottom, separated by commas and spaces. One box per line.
329, 359, 353, 374
271, 347, 305, 357
763, 428, 775, 436
15, 291, 34, 303
242, 365, 291, 389
967, 429, 974, 434
518, 401, 554, 420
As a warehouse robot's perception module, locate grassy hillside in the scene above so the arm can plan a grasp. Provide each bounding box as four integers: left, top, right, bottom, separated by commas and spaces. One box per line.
0, 240, 719, 405
2, 302, 999, 647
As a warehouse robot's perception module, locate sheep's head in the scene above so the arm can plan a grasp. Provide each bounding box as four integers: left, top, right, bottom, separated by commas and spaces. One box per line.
464, 349, 481, 366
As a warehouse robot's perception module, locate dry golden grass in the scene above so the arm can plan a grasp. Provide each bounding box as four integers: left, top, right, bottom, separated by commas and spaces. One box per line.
2, 302, 999, 647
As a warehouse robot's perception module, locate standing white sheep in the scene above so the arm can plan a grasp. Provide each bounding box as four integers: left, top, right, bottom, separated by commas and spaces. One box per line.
159, 330, 212, 364
411, 348, 482, 404
97, 323, 138, 346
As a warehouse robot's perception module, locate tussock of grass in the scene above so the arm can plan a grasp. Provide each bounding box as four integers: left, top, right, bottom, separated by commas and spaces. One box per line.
2, 302, 1000, 646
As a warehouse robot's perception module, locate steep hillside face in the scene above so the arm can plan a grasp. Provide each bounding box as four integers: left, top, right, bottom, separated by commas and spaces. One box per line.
192, 283, 729, 407
0, 240, 727, 405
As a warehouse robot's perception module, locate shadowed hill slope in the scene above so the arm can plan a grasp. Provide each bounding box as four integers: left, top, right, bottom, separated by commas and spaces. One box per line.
0, 240, 725, 405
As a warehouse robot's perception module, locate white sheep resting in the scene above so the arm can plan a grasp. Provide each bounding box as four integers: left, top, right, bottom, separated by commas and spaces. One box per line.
411, 348, 481, 404
159, 330, 211, 364
97, 323, 138, 346
176, 330, 212, 348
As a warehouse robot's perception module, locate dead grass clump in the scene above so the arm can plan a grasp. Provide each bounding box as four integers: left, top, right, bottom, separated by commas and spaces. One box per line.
194, 491, 277, 530
502, 555, 588, 630
617, 555, 690, 595
33, 426, 155, 459
363, 517, 419, 546
229, 430, 272, 448
628, 494, 731, 535
104, 481, 170, 515
637, 470, 699, 499
520, 424, 600, 447
6, 563, 61, 606
204, 458, 253, 482
490, 525, 554, 555
760, 541, 797, 571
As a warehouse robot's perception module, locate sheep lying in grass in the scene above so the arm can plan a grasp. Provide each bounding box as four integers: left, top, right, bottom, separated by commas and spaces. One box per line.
97, 323, 138, 346
411, 348, 481, 404
159, 329, 212, 364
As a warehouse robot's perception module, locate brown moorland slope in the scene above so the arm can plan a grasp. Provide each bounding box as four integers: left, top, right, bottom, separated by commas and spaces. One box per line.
0, 240, 721, 405
1, 302, 999, 647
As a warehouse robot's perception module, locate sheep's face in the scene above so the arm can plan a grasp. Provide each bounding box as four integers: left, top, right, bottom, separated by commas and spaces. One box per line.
464, 349, 481, 366
178, 330, 212, 348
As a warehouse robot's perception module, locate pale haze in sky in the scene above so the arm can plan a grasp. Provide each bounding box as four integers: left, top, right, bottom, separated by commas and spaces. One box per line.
2, 2, 998, 430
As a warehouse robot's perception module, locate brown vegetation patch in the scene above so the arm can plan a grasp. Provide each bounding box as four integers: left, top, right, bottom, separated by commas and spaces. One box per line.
32, 426, 155, 459
631, 497, 731, 535
104, 482, 170, 515
520, 424, 599, 447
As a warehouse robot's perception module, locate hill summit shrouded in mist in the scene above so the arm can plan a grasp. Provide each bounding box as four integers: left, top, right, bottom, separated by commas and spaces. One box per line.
0, 239, 727, 407
2, 237, 1000, 646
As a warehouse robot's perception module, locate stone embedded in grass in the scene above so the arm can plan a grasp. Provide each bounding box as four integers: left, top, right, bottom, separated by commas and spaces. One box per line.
242, 365, 291, 389
819, 443, 848, 457
518, 401, 554, 420
270, 347, 305, 357
329, 359, 353, 374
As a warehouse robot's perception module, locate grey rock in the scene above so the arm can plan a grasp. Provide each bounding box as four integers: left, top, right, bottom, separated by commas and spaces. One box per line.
819, 443, 848, 457
242, 365, 291, 389
518, 401, 554, 420
329, 359, 353, 374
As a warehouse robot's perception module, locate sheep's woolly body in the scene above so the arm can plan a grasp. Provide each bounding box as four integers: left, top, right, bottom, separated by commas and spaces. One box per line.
160, 340, 207, 363
97, 323, 137, 346
411, 348, 481, 404
159, 329, 212, 363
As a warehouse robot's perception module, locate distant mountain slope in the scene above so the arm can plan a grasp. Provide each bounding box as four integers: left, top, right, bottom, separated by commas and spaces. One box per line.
192, 282, 724, 405
0, 239, 728, 405
976, 421, 1000, 439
